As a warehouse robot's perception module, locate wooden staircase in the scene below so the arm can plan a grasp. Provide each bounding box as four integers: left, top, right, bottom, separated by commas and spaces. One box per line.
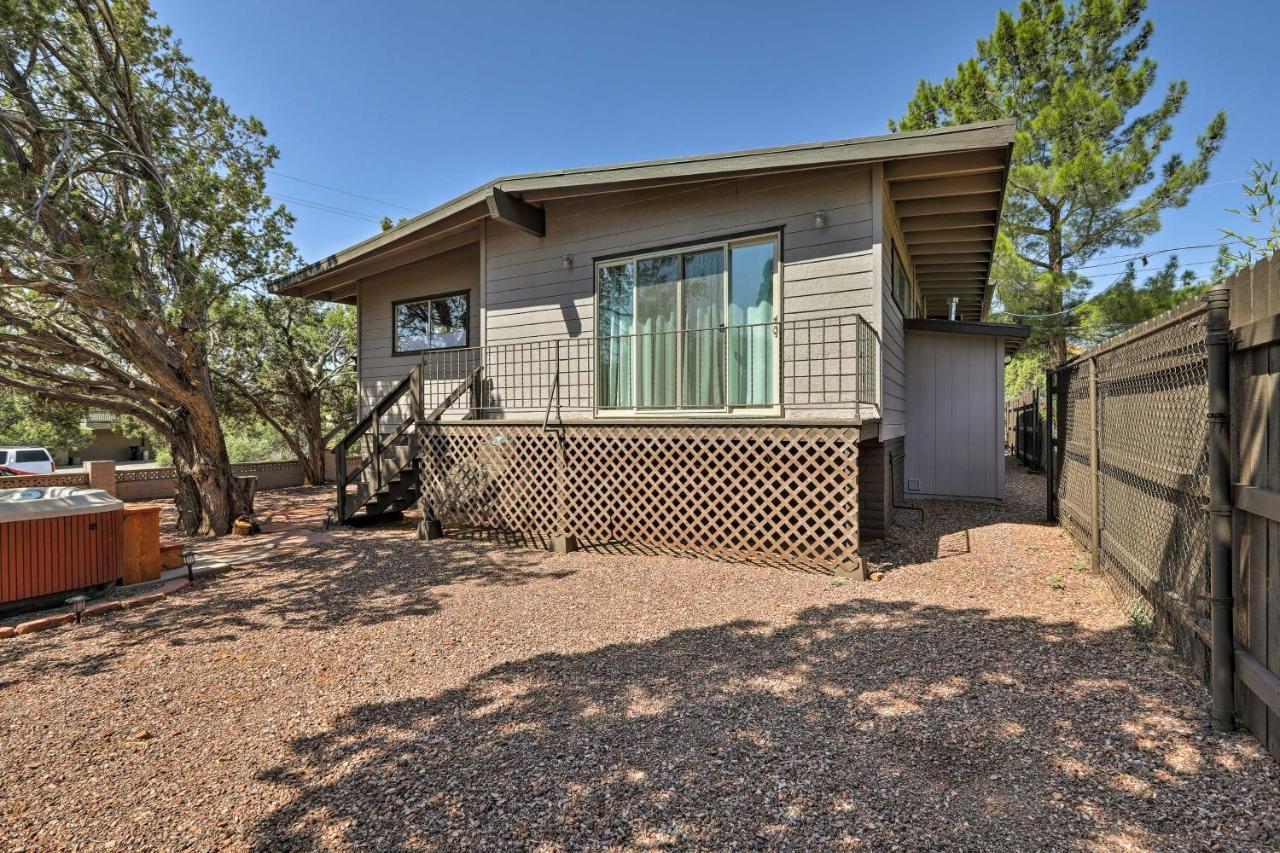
334, 362, 482, 525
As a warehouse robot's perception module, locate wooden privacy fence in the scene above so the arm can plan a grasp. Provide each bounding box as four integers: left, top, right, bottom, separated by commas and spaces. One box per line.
1004, 386, 1046, 471
1047, 252, 1280, 760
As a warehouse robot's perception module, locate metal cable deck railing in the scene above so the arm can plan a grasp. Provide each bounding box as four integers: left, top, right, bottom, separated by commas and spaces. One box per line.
417, 315, 879, 419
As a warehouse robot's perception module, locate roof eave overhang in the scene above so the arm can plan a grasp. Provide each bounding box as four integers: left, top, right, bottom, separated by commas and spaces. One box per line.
904, 318, 1031, 357
271, 119, 1016, 301
886, 131, 1015, 323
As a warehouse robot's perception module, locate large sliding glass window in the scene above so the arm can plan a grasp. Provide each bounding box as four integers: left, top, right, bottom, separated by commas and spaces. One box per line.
596, 234, 778, 411
728, 241, 776, 406
635, 254, 680, 407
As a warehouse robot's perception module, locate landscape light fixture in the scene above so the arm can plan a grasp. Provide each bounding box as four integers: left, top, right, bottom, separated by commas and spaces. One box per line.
66, 595, 89, 625
182, 547, 196, 582
324, 507, 336, 530
814, 210, 827, 228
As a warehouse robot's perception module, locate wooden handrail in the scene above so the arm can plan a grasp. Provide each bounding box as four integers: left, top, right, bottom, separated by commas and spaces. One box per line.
336, 370, 415, 455
334, 360, 455, 522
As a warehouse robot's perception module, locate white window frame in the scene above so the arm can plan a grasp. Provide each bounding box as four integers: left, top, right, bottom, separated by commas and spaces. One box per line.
592, 232, 783, 418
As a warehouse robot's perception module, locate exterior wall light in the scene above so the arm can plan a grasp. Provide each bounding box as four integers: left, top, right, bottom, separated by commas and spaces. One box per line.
562, 255, 574, 269
66, 595, 89, 624
814, 211, 827, 228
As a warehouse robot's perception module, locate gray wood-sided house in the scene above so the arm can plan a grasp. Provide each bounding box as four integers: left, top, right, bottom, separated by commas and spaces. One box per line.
273, 120, 1028, 576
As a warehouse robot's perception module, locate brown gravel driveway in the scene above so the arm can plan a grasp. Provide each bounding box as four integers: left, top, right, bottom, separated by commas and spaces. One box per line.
1, 462, 1276, 850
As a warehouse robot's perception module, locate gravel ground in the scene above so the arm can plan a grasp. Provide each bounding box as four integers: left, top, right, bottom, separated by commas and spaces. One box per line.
155, 485, 335, 542
1, 462, 1276, 851
0, 577, 166, 630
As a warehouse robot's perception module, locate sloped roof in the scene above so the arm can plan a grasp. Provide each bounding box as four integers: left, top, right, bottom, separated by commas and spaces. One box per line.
272, 119, 1014, 319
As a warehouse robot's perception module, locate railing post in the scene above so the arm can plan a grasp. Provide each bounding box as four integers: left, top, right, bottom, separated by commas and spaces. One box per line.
371, 403, 382, 496
1032, 386, 1041, 471
335, 440, 346, 523
414, 358, 425, 423
1206, 283, 1235, 730
1088, 357, 1101, 571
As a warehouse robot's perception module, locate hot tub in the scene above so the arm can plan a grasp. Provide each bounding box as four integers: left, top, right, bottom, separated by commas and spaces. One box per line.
0, 487, 124, 609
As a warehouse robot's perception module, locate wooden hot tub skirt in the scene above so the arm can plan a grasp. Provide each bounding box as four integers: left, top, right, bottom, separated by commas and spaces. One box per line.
0, 509, 123, 605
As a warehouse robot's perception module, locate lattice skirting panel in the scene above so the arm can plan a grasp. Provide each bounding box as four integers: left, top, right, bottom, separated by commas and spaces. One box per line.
420, 423, 860, 572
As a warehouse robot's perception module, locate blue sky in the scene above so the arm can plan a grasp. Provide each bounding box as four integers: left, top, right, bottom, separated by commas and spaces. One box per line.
153, 0, 1279, 294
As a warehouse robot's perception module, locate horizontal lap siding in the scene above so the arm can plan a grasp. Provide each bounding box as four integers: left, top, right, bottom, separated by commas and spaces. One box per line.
484, 165, 876, 350
358, 243, 481, 418
352, 167, 876, 422
878, 191, 917, 441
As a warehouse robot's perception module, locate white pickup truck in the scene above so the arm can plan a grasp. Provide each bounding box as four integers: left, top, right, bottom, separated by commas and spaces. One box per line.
0, 447, 56, 475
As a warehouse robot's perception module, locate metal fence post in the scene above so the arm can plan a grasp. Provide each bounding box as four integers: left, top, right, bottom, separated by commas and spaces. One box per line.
1088, 357, 1101, 570
1205, 283, 1235, 730
1045, 369, 1056, 522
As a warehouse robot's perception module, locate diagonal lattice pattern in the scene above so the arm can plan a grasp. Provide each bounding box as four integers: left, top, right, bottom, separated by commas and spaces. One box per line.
419, 423, 860, 572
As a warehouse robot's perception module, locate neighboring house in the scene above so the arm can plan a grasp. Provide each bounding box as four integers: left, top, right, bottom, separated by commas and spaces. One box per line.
273, 120, 1027, 574
69, 410, 150, 465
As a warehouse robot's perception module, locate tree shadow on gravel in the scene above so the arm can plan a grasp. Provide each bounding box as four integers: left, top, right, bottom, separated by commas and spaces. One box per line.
0, 533, 573, 678
252, 598, 1279, 851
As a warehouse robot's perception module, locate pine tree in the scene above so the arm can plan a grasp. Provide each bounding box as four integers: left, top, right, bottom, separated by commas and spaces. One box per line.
890, 0, 1226, 366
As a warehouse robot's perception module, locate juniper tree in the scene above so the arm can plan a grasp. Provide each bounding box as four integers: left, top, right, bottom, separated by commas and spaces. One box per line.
214, 295, 356, 486
0, 0, 294, 533
890, 0, 1226, 366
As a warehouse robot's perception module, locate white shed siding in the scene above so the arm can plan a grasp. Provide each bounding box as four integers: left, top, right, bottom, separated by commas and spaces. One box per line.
357, 242, 481, 418
904, 330, 1004, 500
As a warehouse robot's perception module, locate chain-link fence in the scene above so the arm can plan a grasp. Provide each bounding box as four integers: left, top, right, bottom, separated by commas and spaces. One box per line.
1051, 301, 1211, 677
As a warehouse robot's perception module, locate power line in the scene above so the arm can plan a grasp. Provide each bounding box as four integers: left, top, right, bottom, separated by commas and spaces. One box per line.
271, 192, 383, 224
267, 170, 419, 213
998, 267, 1134, 319
1000, 248, 1232, 320
1073, 240, 1241, 271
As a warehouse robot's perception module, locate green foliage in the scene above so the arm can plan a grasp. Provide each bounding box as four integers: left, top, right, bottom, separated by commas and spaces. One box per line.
1221, 160, 1280, 266
891, 0, 1226, 364
213, 294, 355, 477
1004, 349, 1046, 398
0, 390, 89, 451
222, 418, 294, 463
1003, 251, 1214, 396
0, 0, 298, 531
1076, 255, 1210, 340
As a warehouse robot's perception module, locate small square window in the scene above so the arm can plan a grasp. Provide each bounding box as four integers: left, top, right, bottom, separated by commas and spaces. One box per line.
393, 292, 470, 354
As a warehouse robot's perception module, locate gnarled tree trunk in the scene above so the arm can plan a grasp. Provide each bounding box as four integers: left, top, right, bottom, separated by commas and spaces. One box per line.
169, 381, 251, 535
